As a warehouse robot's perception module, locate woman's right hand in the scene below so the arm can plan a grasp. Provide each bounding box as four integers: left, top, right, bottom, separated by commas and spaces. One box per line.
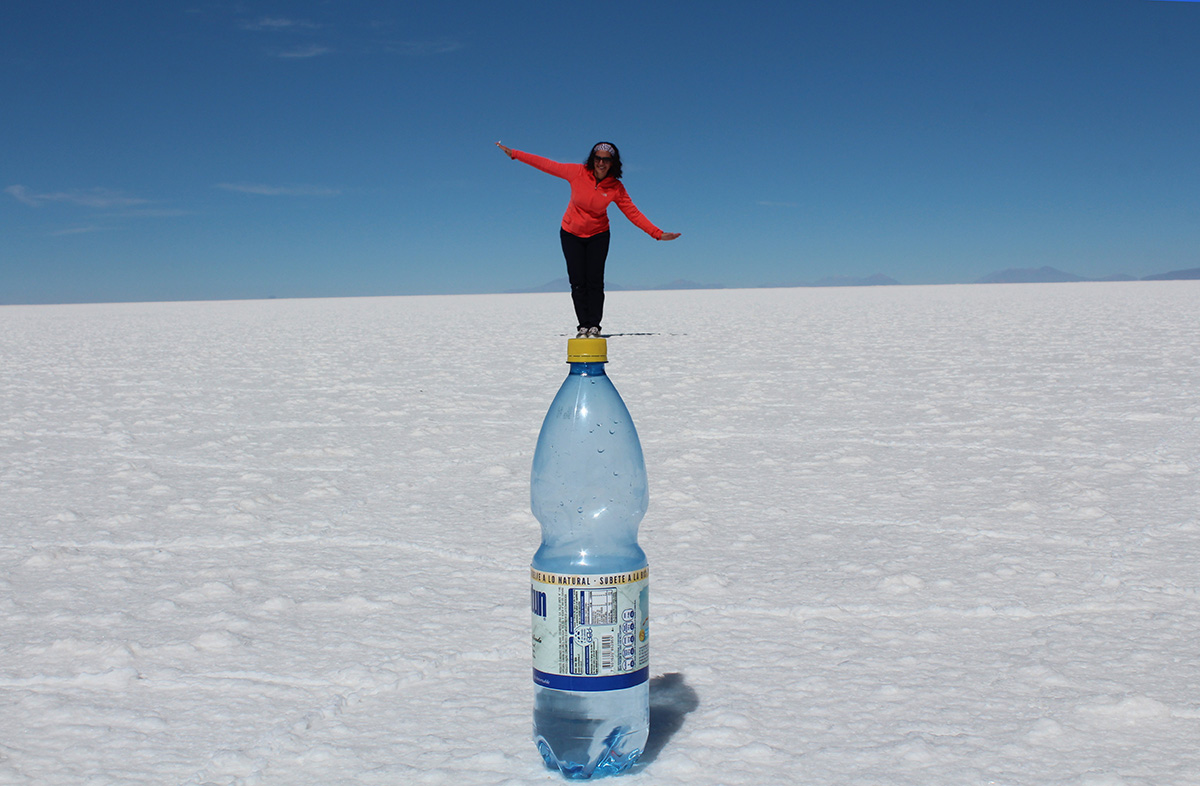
495, 142, 515, 159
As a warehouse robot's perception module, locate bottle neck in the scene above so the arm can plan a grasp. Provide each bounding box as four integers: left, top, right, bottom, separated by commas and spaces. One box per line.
568, 362, 608, 376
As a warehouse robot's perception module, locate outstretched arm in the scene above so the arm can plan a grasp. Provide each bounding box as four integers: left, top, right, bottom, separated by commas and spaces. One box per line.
612, 187, 681, 241
495, 143, 576, 180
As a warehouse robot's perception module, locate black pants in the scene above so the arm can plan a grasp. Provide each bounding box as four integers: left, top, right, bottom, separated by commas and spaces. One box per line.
560, 228, 610, 330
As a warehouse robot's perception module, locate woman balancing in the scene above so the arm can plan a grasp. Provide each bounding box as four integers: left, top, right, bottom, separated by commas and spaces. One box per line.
497, 141, 681, 337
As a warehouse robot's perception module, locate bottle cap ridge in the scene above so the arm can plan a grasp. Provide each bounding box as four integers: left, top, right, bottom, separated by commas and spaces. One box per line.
566, 337, 607, 363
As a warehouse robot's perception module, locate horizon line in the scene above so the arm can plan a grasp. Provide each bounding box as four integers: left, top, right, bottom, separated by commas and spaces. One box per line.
5, 275, 1199, 309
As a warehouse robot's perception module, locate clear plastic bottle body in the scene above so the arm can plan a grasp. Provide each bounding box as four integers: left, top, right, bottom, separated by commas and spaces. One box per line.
531, 359, 649, 779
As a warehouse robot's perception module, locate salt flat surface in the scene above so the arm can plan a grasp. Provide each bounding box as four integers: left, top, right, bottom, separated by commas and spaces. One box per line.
2, 283, 1198, 785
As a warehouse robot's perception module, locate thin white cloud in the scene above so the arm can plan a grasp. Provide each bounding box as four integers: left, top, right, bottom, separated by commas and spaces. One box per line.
241, 17, 320, 32
49, 225, 109, 236
386, 39, 464, 56
274, 44, 334, 59
215, 183, 340, 197
238, 15, 331, 58
233, 13, 462, 60
5, 185, 37, 206
6, 185, 150, 209
116, 208, 193, 218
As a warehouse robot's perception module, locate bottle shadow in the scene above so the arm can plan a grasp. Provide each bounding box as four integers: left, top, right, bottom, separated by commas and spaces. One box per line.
638, 672, 700, 766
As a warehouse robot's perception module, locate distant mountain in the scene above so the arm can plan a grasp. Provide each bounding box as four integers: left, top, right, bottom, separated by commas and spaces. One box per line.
764, 274, 902, 288
1142, 267, 1200, 281
507, 278, 717, 293
644, 279, 725, 290
809, 273, 900, 288
977, 265, 1200, 284
976, 266, 1088, 284
506, 277, 568, 294
507, 277, 626, 294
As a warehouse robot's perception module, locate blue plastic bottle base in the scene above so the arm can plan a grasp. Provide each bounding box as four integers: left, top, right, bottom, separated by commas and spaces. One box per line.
534, 683, 648, 779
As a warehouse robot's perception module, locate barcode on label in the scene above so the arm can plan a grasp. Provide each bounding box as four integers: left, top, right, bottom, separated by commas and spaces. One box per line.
601, 635, 614, 671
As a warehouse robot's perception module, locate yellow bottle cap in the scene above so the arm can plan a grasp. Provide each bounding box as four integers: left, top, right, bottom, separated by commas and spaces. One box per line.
566, 337, 607, 363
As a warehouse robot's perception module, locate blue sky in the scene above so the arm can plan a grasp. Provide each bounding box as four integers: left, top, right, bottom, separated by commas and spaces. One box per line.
3, 0, 1199, 304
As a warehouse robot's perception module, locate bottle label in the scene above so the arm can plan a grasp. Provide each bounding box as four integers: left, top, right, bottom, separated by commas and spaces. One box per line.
530, 567, 649, 692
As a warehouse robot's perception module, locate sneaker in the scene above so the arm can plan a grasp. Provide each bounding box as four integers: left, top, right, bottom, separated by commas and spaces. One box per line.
586, 326, 601, 338
576, 327, 589, 338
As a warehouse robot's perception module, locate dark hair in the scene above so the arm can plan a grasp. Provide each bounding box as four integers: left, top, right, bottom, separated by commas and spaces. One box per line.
585, 141, 623, 179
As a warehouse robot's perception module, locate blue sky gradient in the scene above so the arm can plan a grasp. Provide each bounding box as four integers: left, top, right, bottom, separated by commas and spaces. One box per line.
3, 1, 1199, 304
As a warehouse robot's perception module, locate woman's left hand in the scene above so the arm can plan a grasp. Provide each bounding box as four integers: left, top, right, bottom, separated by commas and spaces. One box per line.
659, 232, 681, 241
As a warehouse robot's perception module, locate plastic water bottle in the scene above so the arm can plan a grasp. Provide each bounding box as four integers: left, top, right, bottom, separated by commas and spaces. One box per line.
530, 337, 650, 779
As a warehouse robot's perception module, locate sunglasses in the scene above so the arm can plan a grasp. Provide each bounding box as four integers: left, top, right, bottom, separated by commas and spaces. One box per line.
593, 155, 613, 163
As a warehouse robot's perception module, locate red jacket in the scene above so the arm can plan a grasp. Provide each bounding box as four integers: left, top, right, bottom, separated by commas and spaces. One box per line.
512, 150, 664, 240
